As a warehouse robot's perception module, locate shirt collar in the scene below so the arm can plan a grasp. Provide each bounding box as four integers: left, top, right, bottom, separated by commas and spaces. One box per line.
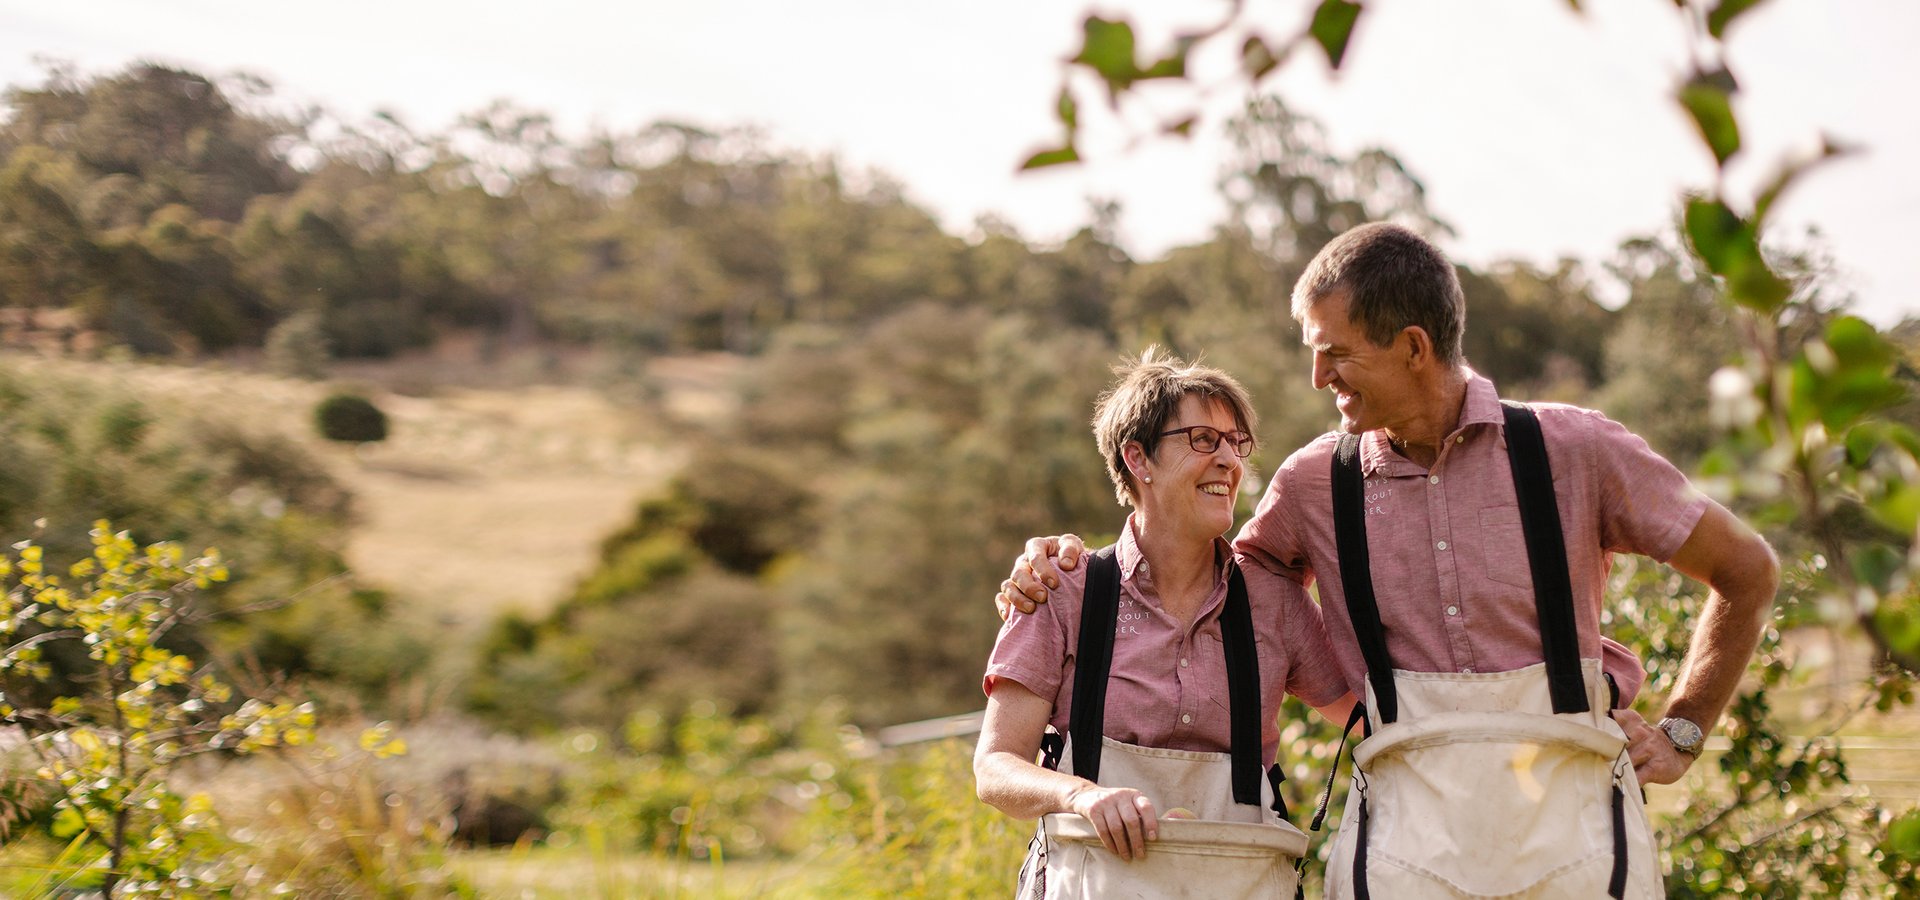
1357, 367, 1505, 476
1117, 513, 1234, 587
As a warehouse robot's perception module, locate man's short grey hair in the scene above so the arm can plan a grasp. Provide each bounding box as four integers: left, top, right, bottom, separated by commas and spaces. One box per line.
1291, 222, 1466, 365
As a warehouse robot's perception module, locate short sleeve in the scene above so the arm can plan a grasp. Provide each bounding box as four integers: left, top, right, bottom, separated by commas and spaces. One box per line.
1235, 446, 1316, 586
983, 562, 1087, 706
1569, 410, 1708, 561
1242, 559, 1349, 706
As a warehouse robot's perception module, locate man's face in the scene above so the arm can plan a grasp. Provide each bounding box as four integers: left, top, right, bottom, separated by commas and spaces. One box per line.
1299, 291, 1416, 435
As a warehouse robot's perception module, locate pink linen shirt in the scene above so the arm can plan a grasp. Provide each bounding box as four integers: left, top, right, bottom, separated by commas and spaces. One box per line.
1236, 372, 1709, 705
986, 516, 1348, 765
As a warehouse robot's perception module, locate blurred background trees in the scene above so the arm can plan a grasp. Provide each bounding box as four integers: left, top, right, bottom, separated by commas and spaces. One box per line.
2, 11, 1917, 889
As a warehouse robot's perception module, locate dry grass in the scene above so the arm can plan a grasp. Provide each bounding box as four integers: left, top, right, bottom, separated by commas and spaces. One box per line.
1, 352, 704, 630
453, 844, 825, 899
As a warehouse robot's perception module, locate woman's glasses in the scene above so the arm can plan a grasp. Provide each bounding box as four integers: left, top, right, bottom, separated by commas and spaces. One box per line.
1157, 425, 1255, 458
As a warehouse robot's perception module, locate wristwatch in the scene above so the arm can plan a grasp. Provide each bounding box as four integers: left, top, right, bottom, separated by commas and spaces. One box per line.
1657, 716, 1706, 756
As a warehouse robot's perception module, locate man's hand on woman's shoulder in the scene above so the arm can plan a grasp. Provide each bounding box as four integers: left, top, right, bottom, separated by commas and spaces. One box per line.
994, 534, 1089, 619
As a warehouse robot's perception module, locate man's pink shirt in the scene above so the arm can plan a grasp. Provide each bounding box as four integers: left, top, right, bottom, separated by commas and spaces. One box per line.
985, 517, 1348, 765
1236, 373, 1709, 704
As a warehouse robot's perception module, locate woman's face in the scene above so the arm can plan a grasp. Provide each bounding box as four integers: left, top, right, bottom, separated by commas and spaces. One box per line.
1129, 394, 1247, 541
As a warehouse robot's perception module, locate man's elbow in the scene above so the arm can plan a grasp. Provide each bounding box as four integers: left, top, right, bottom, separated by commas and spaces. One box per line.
1725, 534, 1780, 621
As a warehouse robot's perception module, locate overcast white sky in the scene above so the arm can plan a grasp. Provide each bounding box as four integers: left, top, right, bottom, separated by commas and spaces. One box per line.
2, 0, 1914, 323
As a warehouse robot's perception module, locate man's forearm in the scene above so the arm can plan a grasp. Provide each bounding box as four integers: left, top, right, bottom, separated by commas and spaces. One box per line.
1665, 551, 1778, 730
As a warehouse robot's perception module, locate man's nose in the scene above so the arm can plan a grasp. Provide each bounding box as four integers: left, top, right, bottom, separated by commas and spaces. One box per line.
1312, 353, 1335, 390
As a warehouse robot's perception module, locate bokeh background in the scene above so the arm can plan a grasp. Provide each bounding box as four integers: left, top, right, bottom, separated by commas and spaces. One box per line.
2, 1, 1917, 896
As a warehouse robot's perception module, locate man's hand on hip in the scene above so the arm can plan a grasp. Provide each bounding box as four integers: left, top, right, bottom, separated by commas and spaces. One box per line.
1612, 708, 1695, 786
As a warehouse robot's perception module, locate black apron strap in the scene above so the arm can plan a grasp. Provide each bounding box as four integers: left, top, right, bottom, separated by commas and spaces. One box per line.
1067, 544, 1121, 783
1220, 564, 1264, 808
1352, 788, 1373, 900
1500, 401, 1590, 715
1332, 433, 1398, 724
1609, 782, 1629, 898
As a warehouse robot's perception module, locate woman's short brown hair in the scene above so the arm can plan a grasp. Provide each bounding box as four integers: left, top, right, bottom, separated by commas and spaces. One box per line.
1092, 347, 1258, 507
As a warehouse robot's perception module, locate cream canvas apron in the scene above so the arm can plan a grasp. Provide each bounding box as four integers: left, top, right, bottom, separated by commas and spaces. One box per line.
1321, 404, 1667, 899
1016, 545, 1307, 899
1323, 662, 1662, 898
1025, 736, 1308, 899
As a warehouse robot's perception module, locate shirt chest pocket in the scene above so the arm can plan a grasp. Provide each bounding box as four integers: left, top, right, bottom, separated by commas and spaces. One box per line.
1195, 632, 1284, 715
1478, 506, 1534, 589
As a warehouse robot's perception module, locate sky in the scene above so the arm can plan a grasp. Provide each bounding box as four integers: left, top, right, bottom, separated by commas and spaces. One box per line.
2, 0, 1914, 324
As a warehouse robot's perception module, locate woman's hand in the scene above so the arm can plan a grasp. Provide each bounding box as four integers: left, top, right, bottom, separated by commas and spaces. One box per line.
1065, 783, 1159, 860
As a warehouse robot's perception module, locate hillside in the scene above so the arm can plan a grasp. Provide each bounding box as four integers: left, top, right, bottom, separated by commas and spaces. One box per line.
0, 352, 723, 631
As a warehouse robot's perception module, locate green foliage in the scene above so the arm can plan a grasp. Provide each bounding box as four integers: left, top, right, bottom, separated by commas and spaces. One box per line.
0, 363, 428, 705
313, 391, 390, 444
0, 522, 411, 895
538, 701, 1019, 896
264, 310, 331, 379
806, 738, 1023, 897
467, 450, 807, 732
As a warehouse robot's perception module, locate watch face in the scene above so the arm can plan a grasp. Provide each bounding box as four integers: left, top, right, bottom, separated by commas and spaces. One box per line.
1662, 717, 1704, 752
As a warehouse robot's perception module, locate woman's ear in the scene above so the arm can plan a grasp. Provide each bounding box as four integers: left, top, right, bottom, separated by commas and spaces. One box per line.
1122, 441, 1152, 484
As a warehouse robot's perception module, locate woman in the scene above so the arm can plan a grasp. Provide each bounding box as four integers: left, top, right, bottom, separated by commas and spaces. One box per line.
974, 348, 1352, 874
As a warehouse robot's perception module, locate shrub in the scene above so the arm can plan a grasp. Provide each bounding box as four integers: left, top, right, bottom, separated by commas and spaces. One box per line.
315, 391, 389, 443
263, 309, 330, 380
0, 522, 409, 896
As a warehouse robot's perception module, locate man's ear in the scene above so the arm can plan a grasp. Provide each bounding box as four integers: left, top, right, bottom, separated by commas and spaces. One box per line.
1399, 326, 1436, 370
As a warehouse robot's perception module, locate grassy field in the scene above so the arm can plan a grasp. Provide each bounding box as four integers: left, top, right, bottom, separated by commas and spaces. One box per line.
451, 845, 829, 900
3, 351, 723, 632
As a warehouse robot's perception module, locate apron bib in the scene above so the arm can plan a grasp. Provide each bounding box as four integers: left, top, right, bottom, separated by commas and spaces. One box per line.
1322, 405, 1668, 899
1324, 662, 1662, 898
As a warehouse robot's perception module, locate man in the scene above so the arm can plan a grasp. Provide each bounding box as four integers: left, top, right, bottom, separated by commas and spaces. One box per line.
998, 222, 1777, 892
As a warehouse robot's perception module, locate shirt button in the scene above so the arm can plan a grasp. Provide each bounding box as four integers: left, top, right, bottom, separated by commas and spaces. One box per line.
1181, 714, 1192, 724
1446, 605, 1459, 616
1179, 658, 1189, 668
1436, 540, 1449, 551
1456, 435, 1464, 444
1429, 474, 1440, 485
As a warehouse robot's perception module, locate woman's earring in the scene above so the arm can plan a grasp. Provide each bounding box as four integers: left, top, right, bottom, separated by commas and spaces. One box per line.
1143, 475, 1152, 484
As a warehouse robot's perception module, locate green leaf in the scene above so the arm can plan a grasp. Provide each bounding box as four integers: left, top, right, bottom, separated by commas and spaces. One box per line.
1019, 145, 1081, 170
1055, 87, 1078, 132
1074, 16, 1140, 94
1683, 197, 1747, 274
1826, 315, 1896, 373
1867, 484, 1920, 538
1310, 0, 1365, 70
1242, 36, 1283, 80
1678, 68, 1742, 166
1707, 0, 1769, 39
1141, 37, 1195, 80
1683, 197, 1789, 312
1851, 543, 1908, 593
51, 805, 85, 839
1876, 603, 1920, 679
